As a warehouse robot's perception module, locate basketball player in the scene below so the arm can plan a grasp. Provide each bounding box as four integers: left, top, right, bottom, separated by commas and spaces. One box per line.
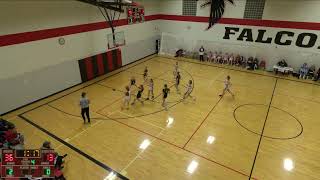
146, 78, 154, 100
219, 75, 235, 98
173, 61, 179, 78
143, 67, 148, 82
79, 92, 90, 123
132, 85, 144, 105
121, 86, 130, 110
130, 76, 137, 88
183, 80, 196, 101
162, 84, 170, 110
175, 71, 181, 94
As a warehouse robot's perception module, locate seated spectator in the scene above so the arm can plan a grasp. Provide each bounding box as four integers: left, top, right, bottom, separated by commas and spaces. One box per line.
241, 56, 246, 68
253, 58, 259, 70
212, 51, 217, 63
308, 65, 316, 79
247, 57, 254, 70
207, 51, 213, 62
4, 125, 24, 149
41, 141, 67, 169
299, 63, 309, 79
223, 53, 228, 64
217, 53, 223, 64
229, 54, 235, 65
175, 49, 184, 57
277, 59, 288, 67
313, 68, 320, 81
235, 54, 241, 66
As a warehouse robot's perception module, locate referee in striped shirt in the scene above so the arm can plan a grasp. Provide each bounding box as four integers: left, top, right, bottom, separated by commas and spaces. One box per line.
80, 92, 90, 123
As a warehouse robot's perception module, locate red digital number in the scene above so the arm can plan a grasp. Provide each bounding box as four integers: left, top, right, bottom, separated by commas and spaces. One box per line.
46, 153, 54, 162
4, 153, 14, 162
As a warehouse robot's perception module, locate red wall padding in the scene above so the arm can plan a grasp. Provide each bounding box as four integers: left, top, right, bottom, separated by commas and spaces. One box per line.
78, 49, 122, 82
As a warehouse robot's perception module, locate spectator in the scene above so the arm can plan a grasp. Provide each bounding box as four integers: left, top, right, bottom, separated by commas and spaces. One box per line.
199, 46, 205, 62
313, 68, 320, 81
4, 125, 24, 149
277, 59, 288, 67
247, 57, 254, 70
253, 58, 259, 70
235, 54, 241, 66
223, 53, 228, 64
299, 63, 309, 79
241, 56, 246, 68
212, 51, 217, 63
175, 49, 184, 57
229, 54, 234, 65
207, 51, 213, 62
308, 65, 316, 79
41, 141, 68, 170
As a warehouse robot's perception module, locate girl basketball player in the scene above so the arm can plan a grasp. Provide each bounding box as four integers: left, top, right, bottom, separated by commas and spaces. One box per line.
132, 85, 144, 105
121, 86, 130, 110
173, 62, 179, 79
219, 75, 235, 98
143, 67, 148, 82
147, 78, 154, 100
130, 76, 137, 88
175, 71, 181, 94
183, 80, 196, 101
162, 84, 170, 110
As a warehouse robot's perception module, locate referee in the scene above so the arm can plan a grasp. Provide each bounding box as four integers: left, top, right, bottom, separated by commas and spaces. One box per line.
199, 46, 205, 62
80, 92, 90, 123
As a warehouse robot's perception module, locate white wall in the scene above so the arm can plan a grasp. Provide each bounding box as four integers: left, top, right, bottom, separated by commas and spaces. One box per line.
263, 0, 320, 22
158, 0, 320, 70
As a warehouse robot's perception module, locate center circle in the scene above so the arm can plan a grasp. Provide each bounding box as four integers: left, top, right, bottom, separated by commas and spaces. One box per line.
233, 104, 303, 140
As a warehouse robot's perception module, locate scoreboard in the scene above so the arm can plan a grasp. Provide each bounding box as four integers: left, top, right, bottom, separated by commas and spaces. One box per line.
127, 6, 145, 24
1, 149, 56, 179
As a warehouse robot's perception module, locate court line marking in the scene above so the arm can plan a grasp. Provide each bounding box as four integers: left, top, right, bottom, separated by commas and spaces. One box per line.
248, 78, 278, 180
18, 115, 129, 180
121, 127, 166, 173
182, 69, 225, 149
182, 98, 223, 149
15, 57, 258, 179
55, 118, 107, 149
17, 58, 255, 178
118, 111, 165, 131
233, 103, 303, 140
95, 111, 258, 180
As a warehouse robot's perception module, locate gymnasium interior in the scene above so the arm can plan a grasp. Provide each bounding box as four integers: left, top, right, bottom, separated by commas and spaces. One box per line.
1, 0, 320, 179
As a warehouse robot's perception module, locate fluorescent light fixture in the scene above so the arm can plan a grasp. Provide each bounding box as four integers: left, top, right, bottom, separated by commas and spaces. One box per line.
283, 158, 294, 171
104, 172, 117, 180
206, 136, 215, 144
167, 117, 174, 127
139, 139, 151, 150
187, 160, 198, 174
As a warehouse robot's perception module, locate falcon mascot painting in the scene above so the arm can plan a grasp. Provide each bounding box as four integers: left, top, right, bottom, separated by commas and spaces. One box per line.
198, 0, 234, 29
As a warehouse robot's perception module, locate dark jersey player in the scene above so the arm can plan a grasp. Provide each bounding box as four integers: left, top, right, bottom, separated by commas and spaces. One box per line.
162, 84, 170, 110
132, 85, 144, 105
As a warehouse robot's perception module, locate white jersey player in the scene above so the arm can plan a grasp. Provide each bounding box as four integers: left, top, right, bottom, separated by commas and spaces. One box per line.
219, 75, 235, 98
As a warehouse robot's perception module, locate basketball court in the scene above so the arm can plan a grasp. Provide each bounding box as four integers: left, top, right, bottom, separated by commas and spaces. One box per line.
2, 55, 320, 180
2, 0, 320, 179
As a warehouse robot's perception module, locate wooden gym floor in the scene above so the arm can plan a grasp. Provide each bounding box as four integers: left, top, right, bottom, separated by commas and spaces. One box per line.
3, 55, 320, 180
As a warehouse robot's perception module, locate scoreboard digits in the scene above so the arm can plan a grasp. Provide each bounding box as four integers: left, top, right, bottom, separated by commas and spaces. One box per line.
1, 149, 56, 178
127, 6, 145, 24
